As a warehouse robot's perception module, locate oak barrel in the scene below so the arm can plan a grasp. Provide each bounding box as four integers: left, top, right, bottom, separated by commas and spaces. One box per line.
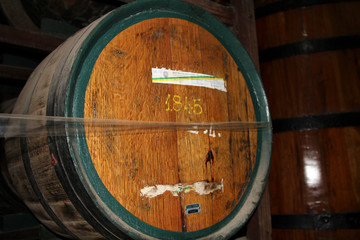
4, 1, 272, 239
255, 1, 360, 239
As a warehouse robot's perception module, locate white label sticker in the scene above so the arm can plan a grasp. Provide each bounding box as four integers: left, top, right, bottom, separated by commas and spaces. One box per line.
152, 67, 226, 92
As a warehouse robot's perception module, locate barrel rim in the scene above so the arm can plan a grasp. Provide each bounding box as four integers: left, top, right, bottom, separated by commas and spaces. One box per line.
64, 0, 272, 239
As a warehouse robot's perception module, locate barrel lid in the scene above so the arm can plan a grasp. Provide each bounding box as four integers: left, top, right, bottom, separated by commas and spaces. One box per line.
64, 0, 272, 239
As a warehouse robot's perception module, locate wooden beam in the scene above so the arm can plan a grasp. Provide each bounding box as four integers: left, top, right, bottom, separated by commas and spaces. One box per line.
230, 0, 260, 68
0, 227, 42, 240
247, 185, 272, 240
182, 0, 234, 25
0, 24, 63, 53
0, 65, 33, 82
116, 0, 134, 3
116, 0, 234, 25
230, 1, 272, 239
0, 0, 39, 32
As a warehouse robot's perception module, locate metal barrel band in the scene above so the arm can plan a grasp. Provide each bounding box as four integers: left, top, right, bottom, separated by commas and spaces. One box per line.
272, 212, 360, 230
272, 111, 360, 133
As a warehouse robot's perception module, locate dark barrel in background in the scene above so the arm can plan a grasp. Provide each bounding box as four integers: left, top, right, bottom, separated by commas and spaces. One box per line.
255, 0, 360, 239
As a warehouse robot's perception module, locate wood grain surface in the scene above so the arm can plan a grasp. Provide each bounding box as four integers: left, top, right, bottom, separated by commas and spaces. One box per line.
256, 1, 360, 239
84, 18, 257, 232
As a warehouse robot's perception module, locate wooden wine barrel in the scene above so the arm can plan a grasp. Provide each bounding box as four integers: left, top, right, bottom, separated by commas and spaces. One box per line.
4, 0, 272, 239
255, 1, 360, 239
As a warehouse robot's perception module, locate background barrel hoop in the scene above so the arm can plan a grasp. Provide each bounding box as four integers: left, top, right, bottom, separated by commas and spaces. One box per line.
272, 111, 360, 133
255, 0, 359, 18
259, 35, 360, 62
272, 212, 360, 230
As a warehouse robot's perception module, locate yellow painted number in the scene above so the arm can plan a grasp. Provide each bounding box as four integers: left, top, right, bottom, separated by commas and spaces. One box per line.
173, 95, 182, 112
165, 94, 203, 115
193, 99, 203, 115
